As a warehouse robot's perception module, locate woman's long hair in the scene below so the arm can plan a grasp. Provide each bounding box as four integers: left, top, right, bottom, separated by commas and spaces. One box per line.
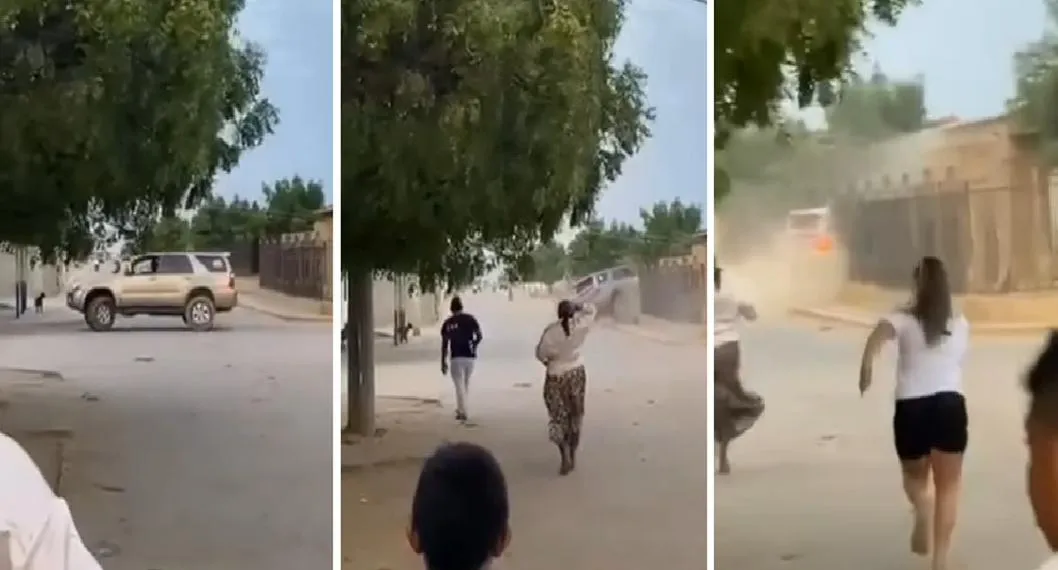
557, 300, 575, 337
910, 256, 952, 346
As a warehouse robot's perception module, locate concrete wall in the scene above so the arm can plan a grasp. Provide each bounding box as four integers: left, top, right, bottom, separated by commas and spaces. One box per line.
341, 274, 443, 331
0, 253, 63, 301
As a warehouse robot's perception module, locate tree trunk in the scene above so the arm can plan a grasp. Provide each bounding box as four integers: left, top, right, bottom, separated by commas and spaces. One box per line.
344, 270, 376, 436
345, 274, 360, 433
356, 271, 376, 435
344, 270, 376, 435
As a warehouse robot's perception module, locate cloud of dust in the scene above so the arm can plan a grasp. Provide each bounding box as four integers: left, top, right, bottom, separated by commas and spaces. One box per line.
717, 221, 847, 317
715, 122, 955, 315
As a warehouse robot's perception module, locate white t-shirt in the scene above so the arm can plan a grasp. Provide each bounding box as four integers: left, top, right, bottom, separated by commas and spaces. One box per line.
713, 292, 755, 347
883, 310, 969, 401
0, 432, 101, 569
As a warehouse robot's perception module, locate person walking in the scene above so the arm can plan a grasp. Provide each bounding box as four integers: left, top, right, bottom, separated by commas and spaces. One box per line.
859, 256, 969, 570
441, 296, 482, 422
712, 263, 763, 475
535, 300, 596, 475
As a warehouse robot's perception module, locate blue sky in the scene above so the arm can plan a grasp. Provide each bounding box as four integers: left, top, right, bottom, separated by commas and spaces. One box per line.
593, 0, 708, 225
220, 0, 707, 224
212, 0, 334, 204
797, 0, 1046, 127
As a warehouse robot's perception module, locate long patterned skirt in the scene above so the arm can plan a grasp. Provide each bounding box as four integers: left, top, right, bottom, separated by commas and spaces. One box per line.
714, 341, 764, 443
543, 365, 587, 448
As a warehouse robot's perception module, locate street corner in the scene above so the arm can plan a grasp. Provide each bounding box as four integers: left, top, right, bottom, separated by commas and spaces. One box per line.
608, 318, 707, 346
238, 296, 331, 323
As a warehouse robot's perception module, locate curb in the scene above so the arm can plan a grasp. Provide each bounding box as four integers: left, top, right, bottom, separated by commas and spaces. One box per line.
790, 306, 1058, 336
238, 299, 331, 323
607, 322, 706, 346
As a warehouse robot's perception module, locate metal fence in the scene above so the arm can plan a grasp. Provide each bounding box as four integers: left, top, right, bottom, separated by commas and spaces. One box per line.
637, 262, 707, 323
258, 237, 330, 300
833, 182, 1058, 294
227, 240, 260, 276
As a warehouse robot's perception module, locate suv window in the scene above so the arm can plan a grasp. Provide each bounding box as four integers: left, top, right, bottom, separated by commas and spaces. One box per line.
194, 254, 231, 273
574, 277, 595, 295
611, 266, 635, 280
130, 256, 157, 275
157, 254, 194, 275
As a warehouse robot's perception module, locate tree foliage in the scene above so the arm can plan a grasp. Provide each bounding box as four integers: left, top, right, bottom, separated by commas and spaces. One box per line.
0, 0, 277, 260
714, 0, 917, 149
1010, 0, 1058, 165
529, 199, 705, 279
826, 67, 925, 140
342, 0, 653, 290
126, 176, 328, 255
526, 240, 570, 284
634, 199, 704, 263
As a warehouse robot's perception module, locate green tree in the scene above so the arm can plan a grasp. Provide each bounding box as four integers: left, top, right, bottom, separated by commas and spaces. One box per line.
261, 176, 328, 236
147, 216, 193, 252
714, 0, 916, 148
527, 240, 569, 284
0, 0, 277, 260
567, 220, 640, 277
634, 199, 704, 263
190, 195, 267, 250
826, 67, 925, 141
343, 0, 652, 433
1010, 0, 1058, 166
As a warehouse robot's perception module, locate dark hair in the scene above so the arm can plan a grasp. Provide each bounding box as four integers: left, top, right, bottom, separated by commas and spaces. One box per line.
714, 262, 722, 291
411, 442, 509, 570
910, 256, 952, 346
557, 300, 575, 336
1027, 331, 1058, 431
450, 296, 463, 313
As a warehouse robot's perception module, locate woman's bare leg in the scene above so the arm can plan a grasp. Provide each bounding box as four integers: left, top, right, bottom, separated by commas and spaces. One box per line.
900, 458, 932, 556
929, 451, 963, 570
717, 440, 731, 474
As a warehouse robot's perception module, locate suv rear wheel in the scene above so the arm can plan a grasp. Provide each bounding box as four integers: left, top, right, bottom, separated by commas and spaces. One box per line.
86, 296, 116, 332
184, 295, 215, 332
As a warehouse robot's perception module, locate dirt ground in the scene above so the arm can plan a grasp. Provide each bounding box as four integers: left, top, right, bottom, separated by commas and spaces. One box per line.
342, 294, 707, 570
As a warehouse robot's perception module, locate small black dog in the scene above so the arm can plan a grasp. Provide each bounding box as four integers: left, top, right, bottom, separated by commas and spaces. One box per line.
33, 292, 45, 313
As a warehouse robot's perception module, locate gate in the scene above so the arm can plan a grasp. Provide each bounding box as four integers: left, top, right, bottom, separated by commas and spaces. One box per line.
638, 262, 707, 323
832, 183, 1056, 294
258, 237, 329, 300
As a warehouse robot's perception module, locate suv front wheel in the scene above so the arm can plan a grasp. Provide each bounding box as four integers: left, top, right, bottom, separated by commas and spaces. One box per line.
85, 296, 117, 332
184, 295, 215, 332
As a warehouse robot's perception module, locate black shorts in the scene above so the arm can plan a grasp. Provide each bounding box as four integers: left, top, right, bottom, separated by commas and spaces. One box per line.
892, 391, 968, 460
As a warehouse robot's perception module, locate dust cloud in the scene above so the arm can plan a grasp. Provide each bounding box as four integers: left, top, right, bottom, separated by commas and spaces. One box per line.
715, 217, 847, 318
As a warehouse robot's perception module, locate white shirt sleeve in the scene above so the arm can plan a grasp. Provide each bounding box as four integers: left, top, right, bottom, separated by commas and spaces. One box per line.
881, 311, 913, 337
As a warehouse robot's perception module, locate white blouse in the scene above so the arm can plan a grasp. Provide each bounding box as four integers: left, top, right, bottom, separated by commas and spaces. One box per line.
0, 432, 101, 570
535, 304, 597, 376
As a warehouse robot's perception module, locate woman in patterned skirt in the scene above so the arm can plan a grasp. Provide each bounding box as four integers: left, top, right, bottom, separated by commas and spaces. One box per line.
535, 299, 597, 475
713, 264, 763, 475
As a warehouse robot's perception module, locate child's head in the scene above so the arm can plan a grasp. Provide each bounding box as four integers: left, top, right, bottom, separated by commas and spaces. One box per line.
408, 442, 510, 570
1026, 330, 1058, 550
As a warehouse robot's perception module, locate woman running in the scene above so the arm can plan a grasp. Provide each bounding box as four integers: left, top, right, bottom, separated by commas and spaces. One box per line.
859, 256, 969, 570
535, 300, 596, 475
713, 263, 763, 475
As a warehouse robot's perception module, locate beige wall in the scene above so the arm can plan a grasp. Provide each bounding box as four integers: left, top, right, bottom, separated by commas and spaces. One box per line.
925, 117, 1015, 190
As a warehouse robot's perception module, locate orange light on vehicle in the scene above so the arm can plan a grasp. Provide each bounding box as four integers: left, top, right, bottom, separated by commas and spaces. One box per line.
813, 234, 834, 254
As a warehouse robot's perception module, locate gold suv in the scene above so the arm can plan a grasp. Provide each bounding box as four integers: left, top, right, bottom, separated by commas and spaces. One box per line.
66, 252, 239, 331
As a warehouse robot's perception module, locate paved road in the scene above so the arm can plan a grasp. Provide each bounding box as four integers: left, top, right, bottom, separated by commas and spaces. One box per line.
715, 318, 1052, 570
342, 293, 708, 570
0, 304, 332, 570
